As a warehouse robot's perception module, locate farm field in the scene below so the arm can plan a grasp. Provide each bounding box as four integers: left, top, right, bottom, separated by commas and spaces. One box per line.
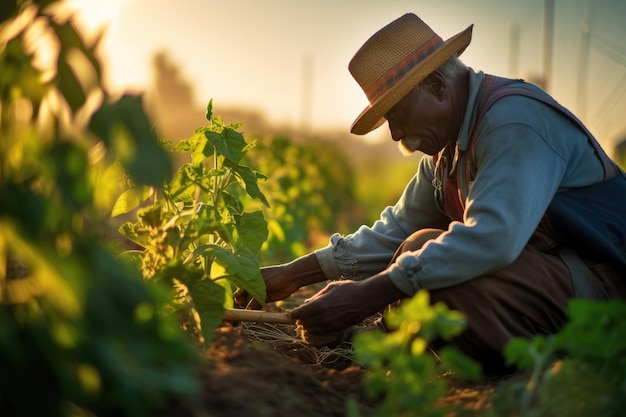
3, 3, 625, 417
160, 284, 500, 417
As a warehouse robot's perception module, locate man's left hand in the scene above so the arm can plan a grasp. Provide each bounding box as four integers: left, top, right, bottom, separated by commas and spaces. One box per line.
290, 272, 406, 335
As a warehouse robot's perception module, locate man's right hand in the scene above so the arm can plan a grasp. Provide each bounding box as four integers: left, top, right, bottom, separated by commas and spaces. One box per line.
233, 252, 327, 309
234, 264, 301, 309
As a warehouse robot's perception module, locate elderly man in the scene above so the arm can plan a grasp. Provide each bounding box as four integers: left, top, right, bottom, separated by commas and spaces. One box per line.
236, 13, 626, 373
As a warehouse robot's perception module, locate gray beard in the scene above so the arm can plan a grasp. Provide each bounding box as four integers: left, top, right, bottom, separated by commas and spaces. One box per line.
398, 137, 423, 156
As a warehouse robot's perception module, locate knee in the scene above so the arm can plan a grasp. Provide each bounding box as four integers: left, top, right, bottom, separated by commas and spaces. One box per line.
397, 228, 445, 254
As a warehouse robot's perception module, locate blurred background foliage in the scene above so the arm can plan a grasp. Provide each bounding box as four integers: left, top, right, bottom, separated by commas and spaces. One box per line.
249, 135, 357, 264
0, 1, 201, 415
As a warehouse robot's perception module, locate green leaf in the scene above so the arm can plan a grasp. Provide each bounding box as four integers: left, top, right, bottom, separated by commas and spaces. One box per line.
192, 244, 265, 305
111, 187, 152, 217
118, 222, 151, 248
503, 337, 539, 369
220, 191, 244, 215
192, 132, 211, 165
51, 20, 102, 80
89, 95, 173, 187
167, 164, 197, 202
215, 279, 234, 309
233, 211, 268, 254
432, 305, 467, 340
188, 279, 225, 344
437, 347, 482, 380
205, 128, 246, 164
0, 182, 47, 237
0, 0, 19, 24
45, 142, 93, 211
224, 248, 266, 306
205, 130, 230, 162
223, 128, 247, 164
231, 163, 269, 206
555, 299, 626, 363
205, 99, 213, 121
174, 133, 199, 153
184, 206, 222, 238
137, 204, 164, 228
353, 330, 390, 367
51, 20, 103, 114
55, 58, 86, 113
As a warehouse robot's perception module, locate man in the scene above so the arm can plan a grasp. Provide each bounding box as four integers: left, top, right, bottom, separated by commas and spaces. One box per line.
236, 13, 626, 374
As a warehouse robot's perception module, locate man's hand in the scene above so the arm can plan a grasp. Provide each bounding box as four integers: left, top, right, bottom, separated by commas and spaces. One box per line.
233, 253, 327, 309
290, 272, 406, 335
234, 264, 301, 309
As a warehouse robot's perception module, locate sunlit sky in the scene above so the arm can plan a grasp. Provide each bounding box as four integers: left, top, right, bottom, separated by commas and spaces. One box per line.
65, 0, 626, 150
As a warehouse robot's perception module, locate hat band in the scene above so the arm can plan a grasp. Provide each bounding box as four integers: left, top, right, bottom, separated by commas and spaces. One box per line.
365, 34, 444, 104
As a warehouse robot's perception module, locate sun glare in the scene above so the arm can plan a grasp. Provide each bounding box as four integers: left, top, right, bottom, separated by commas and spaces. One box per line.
62, 0, 123, 34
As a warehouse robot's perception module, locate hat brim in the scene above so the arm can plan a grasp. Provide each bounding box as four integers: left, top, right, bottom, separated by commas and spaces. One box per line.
350, 24, 473, 135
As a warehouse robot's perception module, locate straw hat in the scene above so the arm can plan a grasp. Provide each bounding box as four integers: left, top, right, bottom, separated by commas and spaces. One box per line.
349, 13, 473, 135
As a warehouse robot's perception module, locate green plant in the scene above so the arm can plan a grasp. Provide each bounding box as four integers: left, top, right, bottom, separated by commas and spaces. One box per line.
490, 299, 626, 417
353, 290, 481, 417
0, 1, 200, 416
116, 101, 269, 344
249, 135, 358, 264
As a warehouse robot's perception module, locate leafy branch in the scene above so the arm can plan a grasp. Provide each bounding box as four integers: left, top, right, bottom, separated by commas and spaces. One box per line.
116, 101, 269, 344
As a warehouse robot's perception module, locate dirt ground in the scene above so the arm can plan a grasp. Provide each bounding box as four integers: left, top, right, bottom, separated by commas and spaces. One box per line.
161, 285, 503, 417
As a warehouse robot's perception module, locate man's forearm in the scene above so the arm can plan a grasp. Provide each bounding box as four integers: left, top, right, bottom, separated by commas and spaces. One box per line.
360, 270, 408, 313
287, 253, 328, 288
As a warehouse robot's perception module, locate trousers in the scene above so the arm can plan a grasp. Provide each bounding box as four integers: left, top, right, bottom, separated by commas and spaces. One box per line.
392, 229, 626, 375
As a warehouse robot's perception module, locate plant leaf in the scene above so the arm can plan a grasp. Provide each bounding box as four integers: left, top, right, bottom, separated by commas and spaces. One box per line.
438, 347, 482, 380
89, 95, 172, 187
56, 58, 86, 114
188, 279, 225, 344
168, 164, 197, 202
205, 99, 213, 121
193, 244, 265, 305
111, 187, 152, 217
233, 211, 268, 254
223, 248, 266, 305
205, 128, 246, 164
230, 163, 269, 206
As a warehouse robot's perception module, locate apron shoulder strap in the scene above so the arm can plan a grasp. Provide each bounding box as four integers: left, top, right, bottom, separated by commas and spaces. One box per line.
471, 76, 619, 179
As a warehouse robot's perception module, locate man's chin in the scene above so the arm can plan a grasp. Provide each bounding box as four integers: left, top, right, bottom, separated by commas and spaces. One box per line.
398, 142, 417, 156
398, 137, 423, 155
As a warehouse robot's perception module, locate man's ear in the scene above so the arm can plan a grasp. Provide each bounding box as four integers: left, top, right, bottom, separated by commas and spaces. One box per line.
425, 71, 446, 99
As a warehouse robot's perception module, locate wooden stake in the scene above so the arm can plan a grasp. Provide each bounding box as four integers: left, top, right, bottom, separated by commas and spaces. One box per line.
223, 308, 296, 325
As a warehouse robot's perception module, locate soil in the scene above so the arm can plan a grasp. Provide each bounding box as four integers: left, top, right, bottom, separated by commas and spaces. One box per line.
162, 284, 505, 417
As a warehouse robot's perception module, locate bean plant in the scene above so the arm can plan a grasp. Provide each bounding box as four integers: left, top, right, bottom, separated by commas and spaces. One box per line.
489, 298, 626, 417
248, 136, 358, 264
115, 101, 269, 344
352, 290, 482, 417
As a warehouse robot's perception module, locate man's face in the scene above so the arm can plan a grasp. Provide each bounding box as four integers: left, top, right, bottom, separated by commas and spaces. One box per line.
384, 74, 452, 156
